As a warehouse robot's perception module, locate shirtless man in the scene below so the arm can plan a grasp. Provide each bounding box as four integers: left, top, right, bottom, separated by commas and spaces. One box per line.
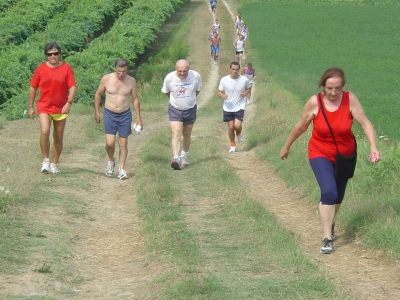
211, 32, 221, 64
94, 58, 143, 179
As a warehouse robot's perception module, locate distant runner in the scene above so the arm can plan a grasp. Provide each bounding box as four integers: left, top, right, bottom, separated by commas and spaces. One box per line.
210, 0, 217, 14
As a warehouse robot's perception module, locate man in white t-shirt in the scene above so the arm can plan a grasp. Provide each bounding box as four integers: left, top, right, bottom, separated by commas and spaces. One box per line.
217, 62, 250, 153
161, 59, 202, 170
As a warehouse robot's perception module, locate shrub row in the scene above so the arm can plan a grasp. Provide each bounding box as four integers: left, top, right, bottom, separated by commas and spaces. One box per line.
1, 0, 185, 119
0, 0, 130, 106
67, 0, 185, 104
0, 0, 20, 12
0, 0, 72, 50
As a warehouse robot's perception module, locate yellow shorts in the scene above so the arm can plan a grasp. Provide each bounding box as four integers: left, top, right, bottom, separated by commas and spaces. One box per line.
50, 114, 68, 121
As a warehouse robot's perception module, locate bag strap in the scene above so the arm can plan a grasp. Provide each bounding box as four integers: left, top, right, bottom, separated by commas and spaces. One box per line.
317, 93, 340, 153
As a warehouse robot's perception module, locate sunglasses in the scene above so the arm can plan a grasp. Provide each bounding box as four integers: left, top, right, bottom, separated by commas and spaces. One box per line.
46, 52, 60, 57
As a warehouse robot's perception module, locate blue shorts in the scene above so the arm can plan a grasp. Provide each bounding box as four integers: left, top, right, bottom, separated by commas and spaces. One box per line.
168, 103, 197, 125
223, 109, 244, 122
309, 157, 348, 205
212, 45, 219, 54
103, 107, 132, 138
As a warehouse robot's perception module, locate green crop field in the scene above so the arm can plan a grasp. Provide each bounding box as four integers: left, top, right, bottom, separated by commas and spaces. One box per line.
240, 1, 400, 140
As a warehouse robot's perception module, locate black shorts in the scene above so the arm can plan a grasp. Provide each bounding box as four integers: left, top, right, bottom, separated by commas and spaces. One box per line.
223, 109, 244, 122
236, 51, 243, 55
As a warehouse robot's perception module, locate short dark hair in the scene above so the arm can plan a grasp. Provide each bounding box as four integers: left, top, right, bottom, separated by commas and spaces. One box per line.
318, 67, 346, 88
230, 61, 240, 69
114, 58, 129, 68
44, 42, 61, 55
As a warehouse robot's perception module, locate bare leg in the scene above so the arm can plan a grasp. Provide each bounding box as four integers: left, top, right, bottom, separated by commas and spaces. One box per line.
233, 118, 243, 135
39, 114, 52, 160
227, 120, 236, 143
51, 118, 67, 164
105, 134, 116, 162
319, 202, 336, 239
170, 121, 183, 156
118, 137, 128, 169
248, 86, 252, 101
182, 124, 194, 152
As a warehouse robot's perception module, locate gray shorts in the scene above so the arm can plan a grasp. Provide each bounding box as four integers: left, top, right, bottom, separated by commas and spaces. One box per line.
168, 103, 197, 125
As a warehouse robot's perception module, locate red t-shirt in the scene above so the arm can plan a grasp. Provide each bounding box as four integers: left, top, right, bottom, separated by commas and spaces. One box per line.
308, 91, 356, 163
30, 62, 76, 114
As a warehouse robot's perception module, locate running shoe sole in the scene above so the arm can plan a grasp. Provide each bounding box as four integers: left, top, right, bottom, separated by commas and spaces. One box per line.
171, 161, 181, 170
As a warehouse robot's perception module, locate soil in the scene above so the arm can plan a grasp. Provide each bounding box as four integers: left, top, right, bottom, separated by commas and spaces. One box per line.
0, 0, 399, 299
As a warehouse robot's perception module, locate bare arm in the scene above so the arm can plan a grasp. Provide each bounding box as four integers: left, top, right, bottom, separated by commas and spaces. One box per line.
93, 76, 107, 123
131, 79, 143, 129
28, 86, 38, 119
350, 92, 380, 161
62, 86, 76, 114
280, 95, 318, 159
218, 89, 228, 100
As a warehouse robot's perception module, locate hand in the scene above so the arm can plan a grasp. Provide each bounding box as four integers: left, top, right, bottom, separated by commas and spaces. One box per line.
369, 151, 381, 163
29, 107, 35, 120
223, 94, 229, 100
61, 102, 71, 114
280, 148, 289, 160
94, 112, 102, 123
136, 120, 143, 130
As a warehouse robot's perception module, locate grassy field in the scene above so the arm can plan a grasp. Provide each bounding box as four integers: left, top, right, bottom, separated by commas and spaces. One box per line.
239, 2, 400, 140
239, 0, 400, 257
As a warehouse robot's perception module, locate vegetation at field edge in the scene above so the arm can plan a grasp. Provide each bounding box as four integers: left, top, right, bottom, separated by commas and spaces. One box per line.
239, 1, 400, 258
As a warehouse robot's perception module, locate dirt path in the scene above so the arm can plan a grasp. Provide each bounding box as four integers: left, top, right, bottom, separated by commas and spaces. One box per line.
1, 0, 400, 299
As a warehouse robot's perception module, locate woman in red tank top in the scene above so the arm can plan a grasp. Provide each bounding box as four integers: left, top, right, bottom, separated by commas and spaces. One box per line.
280, 67, 380, 254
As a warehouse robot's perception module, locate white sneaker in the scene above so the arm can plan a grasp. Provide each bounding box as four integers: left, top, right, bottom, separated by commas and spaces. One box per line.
49, 163, 60, 174
105, 160, 115, 176
117, 168, 129, 180
246, 100, 251, 105
229, 146, 236, 153
41, 160, 50, 173
237, 134, 244, 144
180, 156, 189, 167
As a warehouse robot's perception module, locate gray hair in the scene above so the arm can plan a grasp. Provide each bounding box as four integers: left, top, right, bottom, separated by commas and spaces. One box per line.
114, 58, 129, 68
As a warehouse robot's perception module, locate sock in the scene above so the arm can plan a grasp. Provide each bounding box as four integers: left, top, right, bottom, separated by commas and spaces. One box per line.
230, 142, 236, 147
43, 158, 50, 162
180, 150, 188, 157
173, 155, 180, 159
